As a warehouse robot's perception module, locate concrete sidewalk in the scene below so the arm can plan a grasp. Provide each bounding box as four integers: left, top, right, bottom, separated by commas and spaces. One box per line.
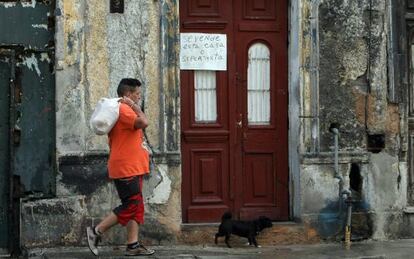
25, 239, 414, 259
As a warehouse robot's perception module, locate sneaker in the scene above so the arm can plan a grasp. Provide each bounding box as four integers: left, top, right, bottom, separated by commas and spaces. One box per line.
86, 226, 101, 256
125, 244, 155, 256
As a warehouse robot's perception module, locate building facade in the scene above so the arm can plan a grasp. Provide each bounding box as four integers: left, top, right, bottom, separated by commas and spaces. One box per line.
1, 0, 414, 254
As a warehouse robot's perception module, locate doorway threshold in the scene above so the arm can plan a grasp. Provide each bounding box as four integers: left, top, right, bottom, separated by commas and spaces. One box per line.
178, 221, 319, 246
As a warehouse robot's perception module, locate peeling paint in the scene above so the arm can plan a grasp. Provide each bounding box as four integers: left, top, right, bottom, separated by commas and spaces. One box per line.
61, 0, 85, 66
147, 165, 172, 204
0, 2, 17, 8
40, 52, 51, 63
32, 24, 48, 30
21, 0, 37, 8
21, 53, 41, 77
386, 104, 400, 135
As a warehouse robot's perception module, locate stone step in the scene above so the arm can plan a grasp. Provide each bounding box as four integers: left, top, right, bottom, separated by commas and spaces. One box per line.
177, 222, 320, 247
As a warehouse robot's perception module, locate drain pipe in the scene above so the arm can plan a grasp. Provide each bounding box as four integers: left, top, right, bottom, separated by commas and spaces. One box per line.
329, 123, 352, 249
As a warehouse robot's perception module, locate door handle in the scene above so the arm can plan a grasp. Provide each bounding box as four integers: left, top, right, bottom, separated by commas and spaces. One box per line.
236, 119, 242, 128
236, 113, 243, 128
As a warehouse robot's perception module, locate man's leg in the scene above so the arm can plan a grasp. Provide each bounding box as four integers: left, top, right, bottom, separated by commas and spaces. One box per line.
121, 176, 154, 256
125, 220, 154, 256
96, 212, 118, 233
126, 220, 139, 244
87, 212, 118, 256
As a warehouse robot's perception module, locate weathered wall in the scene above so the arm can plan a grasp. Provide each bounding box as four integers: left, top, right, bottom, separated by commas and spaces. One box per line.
299, 0, 408, 240
22, 0, 182, 247
19, 0, 413, 249
318, 0, 389, 151
55, 0, 161, 154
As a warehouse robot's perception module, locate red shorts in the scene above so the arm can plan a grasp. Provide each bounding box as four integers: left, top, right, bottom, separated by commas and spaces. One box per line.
113, 176, 144, 225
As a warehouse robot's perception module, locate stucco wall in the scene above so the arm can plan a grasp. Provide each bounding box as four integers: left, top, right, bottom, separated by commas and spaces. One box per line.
55, 0, 160, 154
19, 0, 413, 248
299, 0, 408, 240
22, 0, 182, 247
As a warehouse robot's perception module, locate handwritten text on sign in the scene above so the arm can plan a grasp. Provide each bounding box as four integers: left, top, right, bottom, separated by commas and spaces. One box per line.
180, 33, 227, 71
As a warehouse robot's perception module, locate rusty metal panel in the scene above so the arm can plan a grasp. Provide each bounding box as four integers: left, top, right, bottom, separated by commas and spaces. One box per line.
0, 0, 55, 196
12, 51, 55, 194
0, 51, 11, 250
0, 1, 54, 50
0, 1, 55, 252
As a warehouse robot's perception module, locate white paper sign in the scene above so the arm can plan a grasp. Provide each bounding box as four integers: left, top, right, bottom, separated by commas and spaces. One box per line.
180, 33, 227, 71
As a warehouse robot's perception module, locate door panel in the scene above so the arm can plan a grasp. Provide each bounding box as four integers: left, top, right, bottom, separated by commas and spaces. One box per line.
186, 145, 230, 222
181, 0, 288, 222
0, 52, 11, 251
0, 3, 53, 48
243, 154, 274, 205
14, 52, 55, 194
190, 148, 225, 203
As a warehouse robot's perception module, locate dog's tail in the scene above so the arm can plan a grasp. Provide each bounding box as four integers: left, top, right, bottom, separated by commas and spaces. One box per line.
222, 211, 232, 221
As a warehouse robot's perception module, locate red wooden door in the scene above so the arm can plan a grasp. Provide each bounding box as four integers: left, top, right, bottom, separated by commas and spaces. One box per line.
180, 0, 288, 223
233, 0, 288, 220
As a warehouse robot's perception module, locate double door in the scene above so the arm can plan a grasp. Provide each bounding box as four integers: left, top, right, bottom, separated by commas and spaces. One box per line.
180, 0, 288, 222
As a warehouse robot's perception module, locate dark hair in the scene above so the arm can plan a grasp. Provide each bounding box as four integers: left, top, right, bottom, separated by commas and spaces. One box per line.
117, 78, 142, 97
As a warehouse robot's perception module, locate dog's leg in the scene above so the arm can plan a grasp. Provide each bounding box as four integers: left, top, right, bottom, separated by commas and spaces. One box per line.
214, 233, 222, 244
252, 236, 259, 247
225, 235, 232, 248
247, 237, 253, 246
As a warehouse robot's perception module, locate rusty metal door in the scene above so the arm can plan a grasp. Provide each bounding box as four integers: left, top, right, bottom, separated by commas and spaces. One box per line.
180, 0, 288, 222
0, 50, 12, 253
10, 50, 56, 194
0, 1, 55, 253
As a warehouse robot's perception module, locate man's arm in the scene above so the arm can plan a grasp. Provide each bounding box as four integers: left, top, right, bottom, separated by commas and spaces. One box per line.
119, 96, 148, 129
130, 104, 148, 129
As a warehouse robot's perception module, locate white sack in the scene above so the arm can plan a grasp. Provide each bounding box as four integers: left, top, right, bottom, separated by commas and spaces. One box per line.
90, 98, 121, 135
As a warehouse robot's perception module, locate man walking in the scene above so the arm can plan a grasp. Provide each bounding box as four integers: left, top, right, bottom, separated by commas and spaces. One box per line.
86, 78, 154, 256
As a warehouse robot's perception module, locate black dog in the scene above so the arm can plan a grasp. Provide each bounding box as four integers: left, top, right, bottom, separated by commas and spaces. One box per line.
214, 212, 273, 248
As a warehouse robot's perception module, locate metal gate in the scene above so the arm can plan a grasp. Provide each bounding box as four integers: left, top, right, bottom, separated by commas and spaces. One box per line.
0, 1, 55, 254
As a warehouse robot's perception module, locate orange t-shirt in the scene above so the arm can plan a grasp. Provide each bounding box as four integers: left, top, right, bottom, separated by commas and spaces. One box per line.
107, 103, 149, 179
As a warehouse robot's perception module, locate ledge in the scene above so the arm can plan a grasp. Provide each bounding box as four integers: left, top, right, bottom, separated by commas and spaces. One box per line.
58, 153, 108, 165
58, 151, 181, 167
153, 151, 181, 166
301, 151, 370, 165
404, 206, 414, 214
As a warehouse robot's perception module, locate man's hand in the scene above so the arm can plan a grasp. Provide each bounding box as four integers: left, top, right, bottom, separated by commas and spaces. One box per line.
119, 96, 148, 129
120, 96, 147, 129
120, 96, 135, 108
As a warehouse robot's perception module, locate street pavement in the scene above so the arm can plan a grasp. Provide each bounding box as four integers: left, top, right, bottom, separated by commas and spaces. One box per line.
25, 239, 414, 259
